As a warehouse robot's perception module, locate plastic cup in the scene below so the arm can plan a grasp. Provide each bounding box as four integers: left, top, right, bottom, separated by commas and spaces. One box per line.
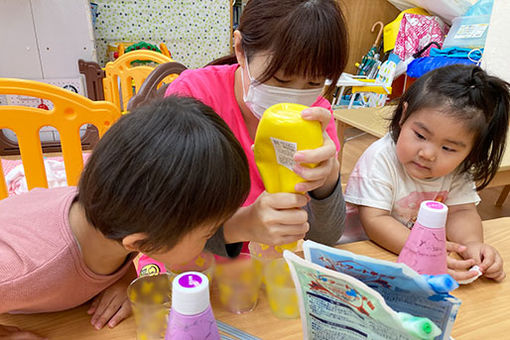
248, 241, 298, 288
214, 253, 263, 314
248, 241, 298, 260
168, 251, 215, 284
127, 273, 172, 340
264, 258, 299, 319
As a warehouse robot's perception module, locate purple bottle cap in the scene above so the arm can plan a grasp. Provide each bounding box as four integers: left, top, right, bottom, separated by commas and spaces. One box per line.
178, 273, 203, 288
172, 271, 210, 315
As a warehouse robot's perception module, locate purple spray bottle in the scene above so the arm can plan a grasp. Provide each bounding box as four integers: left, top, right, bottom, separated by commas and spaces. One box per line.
398, 200, 448, 275
165, 272, 220, 340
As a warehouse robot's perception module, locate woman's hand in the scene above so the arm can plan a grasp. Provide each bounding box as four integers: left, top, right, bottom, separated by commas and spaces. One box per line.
224, 191, 310, 246
248, 191, 310, 245
0, 325, 46, 340
293, 107, 339, 198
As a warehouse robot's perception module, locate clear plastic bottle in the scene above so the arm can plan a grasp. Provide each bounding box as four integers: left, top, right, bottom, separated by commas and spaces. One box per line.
165, 272, 220, 340
397, 201, 448, 275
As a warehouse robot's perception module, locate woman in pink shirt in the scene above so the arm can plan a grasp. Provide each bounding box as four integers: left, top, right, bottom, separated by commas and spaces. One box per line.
166, 0, 349, 252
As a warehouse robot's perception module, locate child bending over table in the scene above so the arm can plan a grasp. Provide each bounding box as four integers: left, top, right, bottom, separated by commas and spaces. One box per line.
0, 96, 250, 338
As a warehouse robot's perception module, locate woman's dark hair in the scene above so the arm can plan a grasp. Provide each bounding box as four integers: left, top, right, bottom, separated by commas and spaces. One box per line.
390, 64, 510, 190
78, 96, 250, 252
210, 0, 348, 97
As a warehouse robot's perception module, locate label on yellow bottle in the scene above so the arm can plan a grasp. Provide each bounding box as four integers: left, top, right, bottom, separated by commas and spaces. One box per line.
270, 137, 297, 171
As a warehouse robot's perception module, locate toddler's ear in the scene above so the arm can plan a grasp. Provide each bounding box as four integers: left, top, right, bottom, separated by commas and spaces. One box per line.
399, 102, 409, 127
122, 233, 148, 252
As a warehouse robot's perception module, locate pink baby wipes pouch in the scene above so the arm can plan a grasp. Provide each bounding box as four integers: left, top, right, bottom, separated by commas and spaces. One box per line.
394, 13, 449, 61
137, 254, 166, 276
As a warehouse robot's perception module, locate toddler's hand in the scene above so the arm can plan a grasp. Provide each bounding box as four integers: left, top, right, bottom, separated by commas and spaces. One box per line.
461, 242, 506, 282
294, 107, 339, 196
248, 191, 310, 245
0, 324, 47, 340
87, 270, 134, 329
446, 241, 478, 282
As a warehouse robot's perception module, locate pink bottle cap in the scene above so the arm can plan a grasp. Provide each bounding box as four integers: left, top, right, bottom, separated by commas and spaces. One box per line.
172, 271, 210, 315
416, 200, 448, 229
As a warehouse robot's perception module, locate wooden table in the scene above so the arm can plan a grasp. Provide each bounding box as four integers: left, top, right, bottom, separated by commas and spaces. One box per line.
2, 217, 510, 339
334, 106, 510, 205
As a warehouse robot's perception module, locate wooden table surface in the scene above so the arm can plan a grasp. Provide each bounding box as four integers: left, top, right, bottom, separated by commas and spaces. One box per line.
2, 217, 510, 340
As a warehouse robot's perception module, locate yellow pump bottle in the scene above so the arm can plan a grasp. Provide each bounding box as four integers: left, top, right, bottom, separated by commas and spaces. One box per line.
250, 103, 323, 258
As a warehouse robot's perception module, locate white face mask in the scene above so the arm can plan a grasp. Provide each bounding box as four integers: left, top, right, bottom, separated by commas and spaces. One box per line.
240, 56, 323, 119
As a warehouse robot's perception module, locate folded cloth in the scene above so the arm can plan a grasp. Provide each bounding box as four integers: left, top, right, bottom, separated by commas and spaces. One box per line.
1, 154, 90, 196
457, 265, 483, 285
429, 47, 483, 60
407, 56, 476, 78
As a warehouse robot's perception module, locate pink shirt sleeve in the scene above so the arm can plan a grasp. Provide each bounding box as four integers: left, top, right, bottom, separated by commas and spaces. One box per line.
164, 70, 197, 99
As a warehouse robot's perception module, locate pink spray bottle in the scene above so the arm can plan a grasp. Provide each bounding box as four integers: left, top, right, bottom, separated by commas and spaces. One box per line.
165, 272, 220, 340
398, 200, 448, 275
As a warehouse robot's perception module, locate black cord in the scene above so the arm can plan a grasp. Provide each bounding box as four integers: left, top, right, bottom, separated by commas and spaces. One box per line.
413, 41, 442, 59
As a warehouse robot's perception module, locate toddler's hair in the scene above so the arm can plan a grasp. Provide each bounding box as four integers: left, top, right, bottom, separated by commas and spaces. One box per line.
390, 64, 510, 190
78, 96, 250, 252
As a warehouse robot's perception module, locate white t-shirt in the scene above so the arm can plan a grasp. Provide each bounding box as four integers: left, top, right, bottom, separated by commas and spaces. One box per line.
345, 134, 480, 229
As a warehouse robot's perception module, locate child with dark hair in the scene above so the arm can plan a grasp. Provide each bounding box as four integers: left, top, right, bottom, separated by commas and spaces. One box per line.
166, 0, 348, 252
345, 64, 509, 283
0, 96, 250, 338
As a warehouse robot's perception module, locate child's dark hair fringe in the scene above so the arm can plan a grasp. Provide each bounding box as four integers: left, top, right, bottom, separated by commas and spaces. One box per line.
78, 96, 250, 252
390, 64, 510, 190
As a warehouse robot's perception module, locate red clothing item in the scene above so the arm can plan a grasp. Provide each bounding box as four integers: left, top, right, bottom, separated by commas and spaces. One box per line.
165, 64, 341, 207
0, 187, 134, 313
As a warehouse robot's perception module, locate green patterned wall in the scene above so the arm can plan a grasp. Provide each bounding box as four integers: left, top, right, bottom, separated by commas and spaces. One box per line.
93, 0, 231, 68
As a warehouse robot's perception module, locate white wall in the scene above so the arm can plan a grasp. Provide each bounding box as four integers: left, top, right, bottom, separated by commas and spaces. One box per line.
482, 0, 510, 82
0, 0, 96, 79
